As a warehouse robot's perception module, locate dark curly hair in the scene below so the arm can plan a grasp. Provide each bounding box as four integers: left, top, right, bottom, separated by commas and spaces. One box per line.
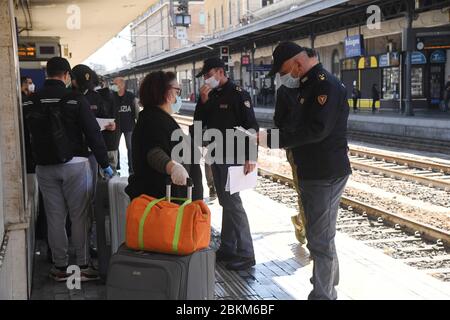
139, 71, 176, 108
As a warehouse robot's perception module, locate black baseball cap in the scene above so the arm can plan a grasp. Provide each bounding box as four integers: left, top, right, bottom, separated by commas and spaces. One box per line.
46, 57, 72, 77
267, 42, 305, 77
195, 57, 225, 78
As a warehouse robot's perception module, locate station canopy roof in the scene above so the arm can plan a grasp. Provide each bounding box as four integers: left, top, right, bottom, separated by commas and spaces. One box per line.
14, 0, 156, 65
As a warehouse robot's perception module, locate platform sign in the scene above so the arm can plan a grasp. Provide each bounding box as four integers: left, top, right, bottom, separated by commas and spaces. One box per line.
245, 64, 272, 72
411, 51, 427, 65
175, 27, 187, 40
430, 50, 446, 63
379, 52, 400, 67
344, 35, 365, 58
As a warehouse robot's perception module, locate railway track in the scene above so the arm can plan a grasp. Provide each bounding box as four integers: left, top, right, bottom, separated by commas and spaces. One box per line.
173, 114, 450, 281
256, 168, 450, 282
173, 114, 450, 191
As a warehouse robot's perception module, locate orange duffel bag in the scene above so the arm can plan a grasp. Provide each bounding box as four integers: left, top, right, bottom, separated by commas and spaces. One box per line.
126, 179, 211, 255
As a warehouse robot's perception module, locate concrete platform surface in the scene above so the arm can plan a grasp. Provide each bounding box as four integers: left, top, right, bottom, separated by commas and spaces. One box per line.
30, 186, 450, 300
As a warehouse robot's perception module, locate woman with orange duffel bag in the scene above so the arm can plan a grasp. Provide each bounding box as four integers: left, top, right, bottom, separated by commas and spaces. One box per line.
126, 178, 211, 255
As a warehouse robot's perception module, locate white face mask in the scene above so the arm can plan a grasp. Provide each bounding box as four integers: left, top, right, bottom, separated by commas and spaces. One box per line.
279, 72, 300, 89
111, 85, 119, 92
28, 83, 35, 93
205, 76, 219, 89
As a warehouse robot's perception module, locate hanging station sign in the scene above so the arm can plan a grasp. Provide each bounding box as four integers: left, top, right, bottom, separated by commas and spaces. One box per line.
344, 35, 365, 58
378, 52, 400, 67
411, 51, 427, 65
430, 50, 446, 64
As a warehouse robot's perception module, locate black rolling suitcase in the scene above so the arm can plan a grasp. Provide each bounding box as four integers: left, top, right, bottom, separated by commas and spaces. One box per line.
106, 180, 215, 300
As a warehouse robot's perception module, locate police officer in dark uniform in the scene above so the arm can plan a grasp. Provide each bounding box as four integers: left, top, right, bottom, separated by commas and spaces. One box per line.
260, 42, 352, 299
23, 57, 112, 281
194, 57, 259, 270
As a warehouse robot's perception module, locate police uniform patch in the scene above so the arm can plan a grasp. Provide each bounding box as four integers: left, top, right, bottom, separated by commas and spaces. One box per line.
317, 95, 327, 106
85, 73, 90, 81
244, 101, 251, 108
318, 73, 326, 81
235, 86, 242, 92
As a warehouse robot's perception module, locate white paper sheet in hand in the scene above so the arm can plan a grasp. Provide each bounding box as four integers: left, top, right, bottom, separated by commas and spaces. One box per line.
96, 118, 115, 131
225, 165, 258, 195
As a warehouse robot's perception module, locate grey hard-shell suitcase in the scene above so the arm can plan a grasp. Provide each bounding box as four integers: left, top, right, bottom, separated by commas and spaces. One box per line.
108, 176, 130, 254
106, 178, 215, 300
94, 176, 129, 281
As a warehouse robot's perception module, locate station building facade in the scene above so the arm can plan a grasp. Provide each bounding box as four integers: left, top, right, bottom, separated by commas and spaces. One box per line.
120, 1, 450, 113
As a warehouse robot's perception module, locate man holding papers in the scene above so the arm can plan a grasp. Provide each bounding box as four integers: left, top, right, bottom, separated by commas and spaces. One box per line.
260, 42, 351, 300
194, 58, 259, 270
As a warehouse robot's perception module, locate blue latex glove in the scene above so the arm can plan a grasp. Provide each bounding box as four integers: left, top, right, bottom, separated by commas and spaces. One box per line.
102, 166, 114, 178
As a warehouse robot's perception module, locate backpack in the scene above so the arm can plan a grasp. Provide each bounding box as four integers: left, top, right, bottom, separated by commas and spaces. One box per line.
26, 94, 74, 165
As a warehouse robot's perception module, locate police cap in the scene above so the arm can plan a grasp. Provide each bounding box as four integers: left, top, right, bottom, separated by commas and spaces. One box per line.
267, 42, 305, 77
195, 58, 225, 78
72, 64, 94, 89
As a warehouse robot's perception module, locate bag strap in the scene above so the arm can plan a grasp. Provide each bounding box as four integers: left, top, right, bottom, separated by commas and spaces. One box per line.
138, 198, 165, 249
137, 197, 192, 252
172, 198, 192, 253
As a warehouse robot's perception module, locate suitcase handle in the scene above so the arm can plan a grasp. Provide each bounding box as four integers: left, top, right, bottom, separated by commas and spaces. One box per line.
165, 177, 193, 203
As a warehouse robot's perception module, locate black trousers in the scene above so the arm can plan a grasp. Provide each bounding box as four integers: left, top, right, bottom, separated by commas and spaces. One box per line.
211, 164, 254, 258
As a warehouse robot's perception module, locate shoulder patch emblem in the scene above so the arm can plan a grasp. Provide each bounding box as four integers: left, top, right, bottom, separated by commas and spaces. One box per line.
318, 73, 326, 81
235, 86, 242, 92
85, 73, 90, 81
317, 95, 327, 106
244, 100, 251, 108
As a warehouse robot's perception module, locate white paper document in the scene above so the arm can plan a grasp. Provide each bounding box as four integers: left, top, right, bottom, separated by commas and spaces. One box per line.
96, 118, 115, 131
225, 165, 258, 195
234, 126, 257, 139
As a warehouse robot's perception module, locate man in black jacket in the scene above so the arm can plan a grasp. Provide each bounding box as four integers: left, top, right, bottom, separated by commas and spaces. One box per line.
23, 57, 113, 282
112, 77, 139, 175
194, 58, 259, 271
96, 75, 121, 174
260, 42, 351, 300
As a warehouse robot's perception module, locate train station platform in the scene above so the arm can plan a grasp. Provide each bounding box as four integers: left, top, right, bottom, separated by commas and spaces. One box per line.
30, 170, 450, 300
180, 102, 450, 144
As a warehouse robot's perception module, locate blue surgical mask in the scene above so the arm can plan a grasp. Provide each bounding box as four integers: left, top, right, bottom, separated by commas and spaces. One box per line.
279, 72, 300, 89
171, 96, 182, 114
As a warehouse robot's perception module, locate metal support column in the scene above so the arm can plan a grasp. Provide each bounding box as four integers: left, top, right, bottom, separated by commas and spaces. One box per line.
250, 46, 256, 106
193, 60, 196, 100
404, 1, 414, 116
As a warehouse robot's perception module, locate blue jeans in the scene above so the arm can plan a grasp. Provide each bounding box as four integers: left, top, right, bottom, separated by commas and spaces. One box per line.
299, 175, 349, 300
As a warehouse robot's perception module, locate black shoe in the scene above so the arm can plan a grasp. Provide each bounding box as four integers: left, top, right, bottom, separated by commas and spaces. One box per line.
226, 256, 256, 271
215, 249, 235, 262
